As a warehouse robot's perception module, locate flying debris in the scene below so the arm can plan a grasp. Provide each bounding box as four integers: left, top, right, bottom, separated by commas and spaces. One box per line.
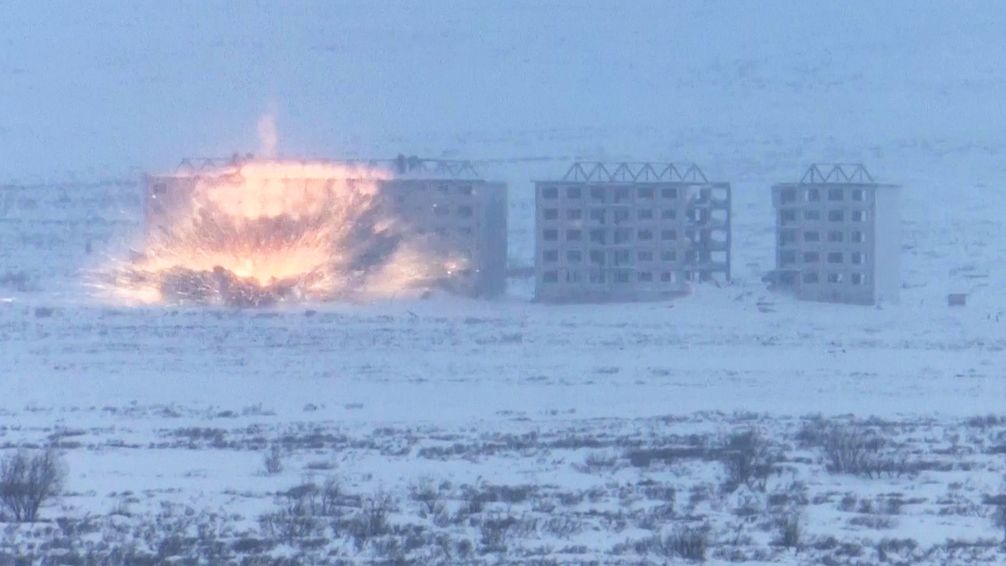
100, 158, 478, 306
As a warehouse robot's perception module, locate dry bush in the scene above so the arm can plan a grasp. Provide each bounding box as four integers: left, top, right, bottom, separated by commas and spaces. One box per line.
722, 429, 779, 492
0, 448, 66, 522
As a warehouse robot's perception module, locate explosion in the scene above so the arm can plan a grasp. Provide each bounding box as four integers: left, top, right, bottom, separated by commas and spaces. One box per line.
102, 159, 471, 306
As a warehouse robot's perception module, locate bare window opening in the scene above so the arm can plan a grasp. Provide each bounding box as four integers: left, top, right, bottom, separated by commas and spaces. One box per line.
638, 250, 654, 262
802, 272, 819, 284
638, 271, 653, 282
780, 250, 797, 266
567, 250, 582, 263
661, 250, 677, 261
781, 188, 796, 203
638, 187, 654, 199
828, 231, 843, 242
828, 188, 843, 201
458, 185, 473, 196
614, 250, 630, 265
781, 209, 797, 223
542, 187, 558, 199
566, 187, 582, 198
827, 252, 843, 264
852, 189, 865, 201
566, 209, 583, 220
803, 251, 819, 263
590, 229, 606, 244
807, 188, 820, 201
661, 229, 677, 241
543, 250, 558, 263
589, 271, 605, 283
458, 205, 473, 218
543, 229, 558, 241
566, 229, 582, 241
614, 209, 630, 223
637, 208, 654, 220
590, 187, 605, 201
661, 188, 678, 199
590, 250, 604, 265
828, 210, 844, 222
804, 210, 821, 221
637, 229, 653, 241
614, 229, 631, 244
590, 209, 605, 223
614, 187, 630, 202
661, 209, 677, 220
542, 271, 558, 283
803, 231, 820, 242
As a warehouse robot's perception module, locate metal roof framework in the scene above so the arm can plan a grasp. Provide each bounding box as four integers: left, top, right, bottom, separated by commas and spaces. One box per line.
560, 162, 709, 184
800, 163, 874, 184
172, 155, 482, 180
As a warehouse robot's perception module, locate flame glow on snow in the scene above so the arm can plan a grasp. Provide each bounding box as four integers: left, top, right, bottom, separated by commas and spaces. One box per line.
102, 160, 470, 306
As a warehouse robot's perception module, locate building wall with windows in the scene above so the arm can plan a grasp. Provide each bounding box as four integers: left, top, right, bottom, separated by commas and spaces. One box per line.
770, 166, 899, 305
534, 167, 730, 303
377, 178, 508, 298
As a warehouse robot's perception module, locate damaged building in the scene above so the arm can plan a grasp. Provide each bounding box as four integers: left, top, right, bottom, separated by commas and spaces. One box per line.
142, 155, 507, 304
534, 162, 731, 303
768, 163, 900, 305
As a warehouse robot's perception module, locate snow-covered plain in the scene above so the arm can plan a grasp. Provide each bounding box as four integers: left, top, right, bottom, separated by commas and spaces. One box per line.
2, 1, 1006, 563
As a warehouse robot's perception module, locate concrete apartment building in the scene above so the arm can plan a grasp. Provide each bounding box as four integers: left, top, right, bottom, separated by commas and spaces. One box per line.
534, 162, 731, 303
146, 156, 507, 298
376, 157, 508, 297
769, 163, 899, 305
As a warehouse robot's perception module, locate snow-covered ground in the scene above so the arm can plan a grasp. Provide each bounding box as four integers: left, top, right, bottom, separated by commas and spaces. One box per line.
2, 1, 1006, 562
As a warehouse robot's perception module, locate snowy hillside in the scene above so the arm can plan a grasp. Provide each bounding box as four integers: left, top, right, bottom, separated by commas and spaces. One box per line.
2, 1, 1006, 563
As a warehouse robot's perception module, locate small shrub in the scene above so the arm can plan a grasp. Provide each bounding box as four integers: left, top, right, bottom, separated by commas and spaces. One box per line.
262, 446, 283, 475
0, 448, 66, 522
410, 478, 444, 517
774, 513, 801, 549
663, 526, 708, 561
722, 429, 778, 492
479, 512, 518, 554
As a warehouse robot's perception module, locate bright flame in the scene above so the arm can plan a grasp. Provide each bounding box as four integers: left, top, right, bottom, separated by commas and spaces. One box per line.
100, 160, 471, 306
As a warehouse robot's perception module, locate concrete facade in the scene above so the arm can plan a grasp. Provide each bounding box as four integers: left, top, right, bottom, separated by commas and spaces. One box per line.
534, 162, 730, 303
770, 164, 900, 305
375, 177, 507, 297
145, 157, 507, 298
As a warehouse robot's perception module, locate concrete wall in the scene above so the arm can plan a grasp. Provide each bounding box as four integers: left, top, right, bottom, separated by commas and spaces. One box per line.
872, 185, 901, 304
378, 178, 507, 297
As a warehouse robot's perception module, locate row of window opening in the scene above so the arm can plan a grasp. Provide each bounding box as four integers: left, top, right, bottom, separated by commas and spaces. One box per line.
542, 228, 679, 243
540, 186, 681, 200
542, 249, 679, 264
